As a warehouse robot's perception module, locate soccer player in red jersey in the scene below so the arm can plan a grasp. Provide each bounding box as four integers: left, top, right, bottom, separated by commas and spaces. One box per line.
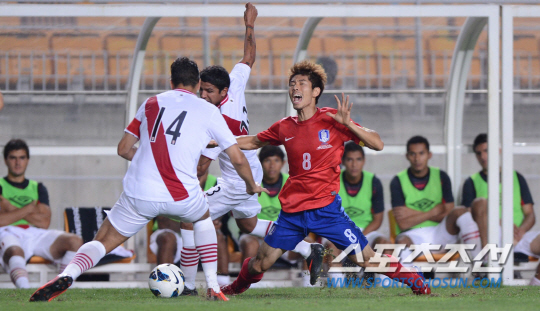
221, 61, 431, 295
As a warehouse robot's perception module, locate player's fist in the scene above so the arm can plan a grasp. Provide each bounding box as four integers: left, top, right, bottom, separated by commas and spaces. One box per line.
244, 2, 257, 28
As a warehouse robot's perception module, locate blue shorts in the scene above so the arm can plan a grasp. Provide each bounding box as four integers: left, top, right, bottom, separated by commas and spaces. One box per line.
264, 195, 368, 254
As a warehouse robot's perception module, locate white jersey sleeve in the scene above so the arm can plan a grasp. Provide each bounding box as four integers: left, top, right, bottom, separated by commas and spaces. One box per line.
124, 100, 147, 139
229, 62, 251, 95
201, 143, 222, 160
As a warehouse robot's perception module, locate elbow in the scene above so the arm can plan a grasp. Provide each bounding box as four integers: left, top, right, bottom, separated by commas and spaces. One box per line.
117, 144, 129, 158
373, 140, 384, 151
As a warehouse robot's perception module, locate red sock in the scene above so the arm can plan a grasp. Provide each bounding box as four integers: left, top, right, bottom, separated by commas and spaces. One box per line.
382, 254, 422, 288
234, 257, 264, 289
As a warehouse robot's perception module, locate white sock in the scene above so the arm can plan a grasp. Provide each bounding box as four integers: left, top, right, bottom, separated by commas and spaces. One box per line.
62, 241, 106, 280
8, 256, 29, 289
293, 241, 312, 259
250, 219, 273, 238
456, 212, 482, 260
194, 218, 219, 292
530, 277, 540, 286
180, 229, 199, 290
58, 251, 77, 274
301, 270, 311, 287
217, 274, 230, 286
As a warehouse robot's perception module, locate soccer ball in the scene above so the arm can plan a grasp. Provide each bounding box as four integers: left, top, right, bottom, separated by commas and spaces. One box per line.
148, 264, 185, 298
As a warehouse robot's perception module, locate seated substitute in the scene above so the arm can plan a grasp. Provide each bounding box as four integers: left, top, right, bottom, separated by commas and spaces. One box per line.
390, 136, 481, 264
149, 170, 217, 265
462, 133, 535, 250
325, 142, 391, 275
0, 139, 83, 288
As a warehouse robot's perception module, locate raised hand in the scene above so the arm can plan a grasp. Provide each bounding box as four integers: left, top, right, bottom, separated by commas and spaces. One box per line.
326, 93, 353, 127
244, 2, 258, 28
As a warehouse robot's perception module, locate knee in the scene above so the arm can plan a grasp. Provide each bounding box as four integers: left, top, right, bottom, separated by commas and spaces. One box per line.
156, 232, 177, 250
64, 234, 83, 251
3, 246, 24, 263
240, 236, 259, 252
471, 198, 487, 218
395, 236, 412, 247
451, 207, 469, 219
237, 221, 256, 235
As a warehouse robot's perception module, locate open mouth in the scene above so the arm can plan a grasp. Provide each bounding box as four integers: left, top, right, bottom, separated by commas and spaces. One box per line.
292, 93, 303, 104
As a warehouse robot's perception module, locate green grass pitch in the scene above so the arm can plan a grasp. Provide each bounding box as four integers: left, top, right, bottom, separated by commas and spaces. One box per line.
2, 287, 540, 311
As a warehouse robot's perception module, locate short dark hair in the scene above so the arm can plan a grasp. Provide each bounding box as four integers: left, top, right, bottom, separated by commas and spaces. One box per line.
259, 145, 285, 163
406, 135, 430, 152
200, 65, 230, 92
3, 139, 29, 160
289, 60, 327, 104
473, 133, 487, 151
343, 142, 365, 160
170, 57, 200, 88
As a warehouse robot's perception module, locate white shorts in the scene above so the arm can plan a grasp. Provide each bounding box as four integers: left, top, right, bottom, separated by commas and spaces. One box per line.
0, 226, 64, 268
207, 178, 261, 220
515, 230, 540, 259
108, 191, 208, 238
396, 217, 458, 252
149, 229, 183, 263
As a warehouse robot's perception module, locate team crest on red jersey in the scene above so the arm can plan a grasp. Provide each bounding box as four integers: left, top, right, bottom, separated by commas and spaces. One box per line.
317, 129, 333, 150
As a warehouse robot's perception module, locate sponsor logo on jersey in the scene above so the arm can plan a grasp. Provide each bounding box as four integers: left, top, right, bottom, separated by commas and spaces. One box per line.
410, 198, 435, 211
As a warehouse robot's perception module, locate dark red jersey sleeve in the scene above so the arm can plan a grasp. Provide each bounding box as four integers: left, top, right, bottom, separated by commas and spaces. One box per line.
257, 119, 282, 146
334, 120, 363, 144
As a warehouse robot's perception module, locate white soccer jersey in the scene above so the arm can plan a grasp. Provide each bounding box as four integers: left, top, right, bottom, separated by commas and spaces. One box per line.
202, 63, 262, 183
124, 89, 237, 202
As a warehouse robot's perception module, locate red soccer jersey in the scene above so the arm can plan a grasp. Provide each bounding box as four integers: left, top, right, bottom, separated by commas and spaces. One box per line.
257, 107, 363, 213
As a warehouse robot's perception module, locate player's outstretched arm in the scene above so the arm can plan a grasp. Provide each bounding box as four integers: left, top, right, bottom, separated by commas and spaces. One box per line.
327, 93, 384, 151
224, 144, 269, 196
239, 2, 257, 68
117, 132, 139, 161
236, 135, 268, 150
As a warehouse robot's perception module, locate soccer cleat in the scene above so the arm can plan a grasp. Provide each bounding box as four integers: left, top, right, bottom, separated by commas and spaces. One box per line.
207, 288, 229, 301
29, 275, 73, 302
180, 287, 199, 296
220, 282, 250, 296
306, 243, 325, 286
410, 266, 431, 295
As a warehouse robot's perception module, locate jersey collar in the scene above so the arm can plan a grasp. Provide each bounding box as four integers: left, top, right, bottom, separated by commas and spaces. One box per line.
174, 88, 196, 96
216, 94, 229, 109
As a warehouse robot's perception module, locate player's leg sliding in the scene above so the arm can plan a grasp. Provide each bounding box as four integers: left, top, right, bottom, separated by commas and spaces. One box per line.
221, 257, 264, 295
194, 218, 228, 301
248, 218, 324, 285
180, 228, 199, 296
381, 254, 430, 295
30, 241, 106, 302
8, 255, 30, 289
